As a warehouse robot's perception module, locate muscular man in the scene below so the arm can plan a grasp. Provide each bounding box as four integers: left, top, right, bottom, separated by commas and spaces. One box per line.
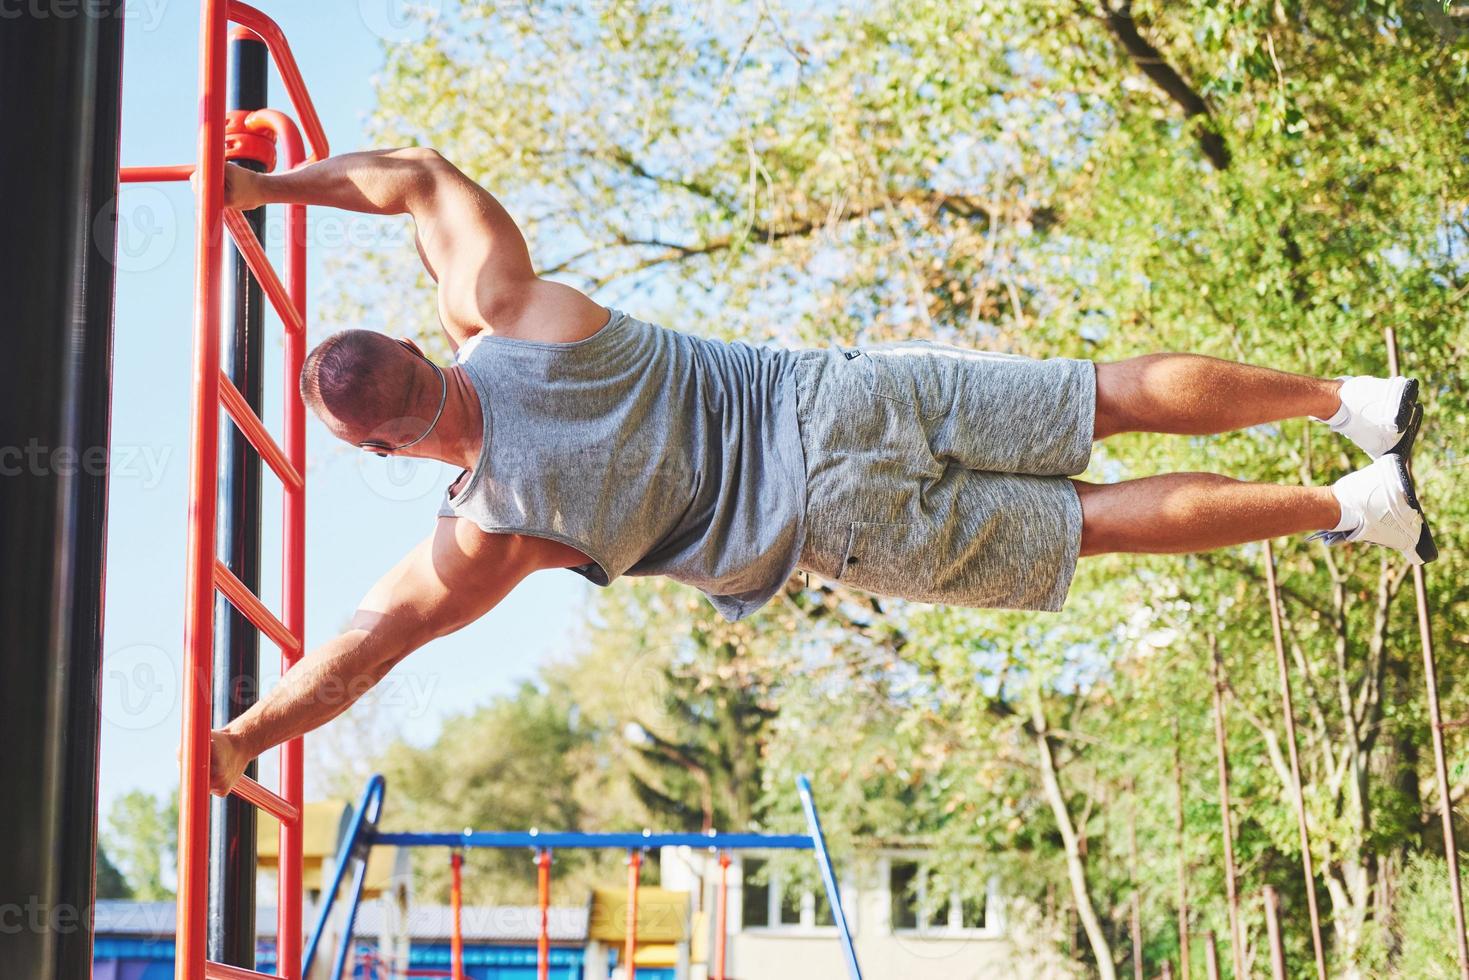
206, 148, 1435, 795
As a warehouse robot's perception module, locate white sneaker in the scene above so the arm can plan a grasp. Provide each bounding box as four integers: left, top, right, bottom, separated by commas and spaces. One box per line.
1312, 454, 1437, 564
1321, 376, 1421, 459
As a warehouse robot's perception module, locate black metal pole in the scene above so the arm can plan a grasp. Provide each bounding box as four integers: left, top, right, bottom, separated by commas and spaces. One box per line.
208, 31, 268, 970
0, 4, 124, 979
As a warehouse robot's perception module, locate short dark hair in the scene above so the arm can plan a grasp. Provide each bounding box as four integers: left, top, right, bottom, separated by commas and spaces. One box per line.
300, 330, 421, 441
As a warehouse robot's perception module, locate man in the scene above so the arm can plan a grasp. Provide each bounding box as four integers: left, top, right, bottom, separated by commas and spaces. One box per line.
207, 147, 1435, 795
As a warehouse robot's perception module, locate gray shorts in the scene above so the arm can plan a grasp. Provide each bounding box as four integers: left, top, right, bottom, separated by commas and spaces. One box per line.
792, 342, 1095, 611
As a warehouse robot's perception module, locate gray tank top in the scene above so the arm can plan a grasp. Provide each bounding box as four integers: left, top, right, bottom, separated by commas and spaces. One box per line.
438, 309, 807, 621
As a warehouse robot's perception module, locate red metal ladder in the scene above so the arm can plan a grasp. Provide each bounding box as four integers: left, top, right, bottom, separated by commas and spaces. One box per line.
119, 3, 328, 977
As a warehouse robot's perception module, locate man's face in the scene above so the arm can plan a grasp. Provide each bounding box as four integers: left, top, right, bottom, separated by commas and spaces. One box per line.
354, 338, 445, 458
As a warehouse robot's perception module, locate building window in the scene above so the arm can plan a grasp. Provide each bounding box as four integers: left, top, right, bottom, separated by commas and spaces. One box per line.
890, 860, 922, 930
960, 893, 987, 930
742, 858, 771, 928
888, 858, 993, 934
740, 857, 847, 932
813, 885, 836, 927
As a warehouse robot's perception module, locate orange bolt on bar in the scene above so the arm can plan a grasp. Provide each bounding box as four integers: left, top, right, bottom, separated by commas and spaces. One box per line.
225, 108, 278, 170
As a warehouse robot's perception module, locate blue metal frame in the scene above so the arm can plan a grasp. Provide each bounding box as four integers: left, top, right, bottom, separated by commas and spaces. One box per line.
315, 773, 864, 980
797, 774, 862, 980
302, 773, 386, 979
329, 855, 372, 980
371, 830, 816, 850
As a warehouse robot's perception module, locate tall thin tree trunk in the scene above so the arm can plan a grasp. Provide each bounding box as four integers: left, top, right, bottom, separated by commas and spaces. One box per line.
1030, 692, 1117, 980
1210, 641, 1246, 980
1129, 781, 1145, 980
1174, 718, 1192, 980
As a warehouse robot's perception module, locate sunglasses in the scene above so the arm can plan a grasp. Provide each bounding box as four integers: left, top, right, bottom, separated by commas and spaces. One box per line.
358, 338, 448, 458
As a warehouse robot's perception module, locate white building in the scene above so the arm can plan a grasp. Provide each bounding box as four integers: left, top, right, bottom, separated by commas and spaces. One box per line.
655, 845, 1043, 980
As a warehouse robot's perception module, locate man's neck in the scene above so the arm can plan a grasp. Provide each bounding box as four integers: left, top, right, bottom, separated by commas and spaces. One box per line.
423, 366, 483, 470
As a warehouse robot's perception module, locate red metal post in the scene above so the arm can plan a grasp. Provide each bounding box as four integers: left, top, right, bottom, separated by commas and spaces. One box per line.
256, 106, 308, 980
625, 850, 642, 980
136, 7, 324, 979
451, 851, 466, 980
714, 852, 731, 980
537, 849, 552, 980
176, 2, 229, 976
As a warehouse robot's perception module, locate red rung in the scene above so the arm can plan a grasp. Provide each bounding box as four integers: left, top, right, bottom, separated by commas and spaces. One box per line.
227, 2, 329, 162
231, 774, 302, 825
120, 164, 195, 183
218, 372, 304, 492
223, 208, 304, 335
205, 960, 281, 980
214, 558, 301, 658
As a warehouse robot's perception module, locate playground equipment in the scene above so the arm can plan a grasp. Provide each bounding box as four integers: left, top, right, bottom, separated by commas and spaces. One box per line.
305, 774, 865, 980
117, 3, 329, 978
114, 3, 330, 975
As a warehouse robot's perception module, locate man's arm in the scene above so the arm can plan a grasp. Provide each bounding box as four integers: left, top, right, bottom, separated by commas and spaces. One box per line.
208, 520, 580, 795
221, 148, 606, 344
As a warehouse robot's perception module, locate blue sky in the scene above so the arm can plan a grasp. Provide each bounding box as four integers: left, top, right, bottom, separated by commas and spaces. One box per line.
100, 1, 593, 814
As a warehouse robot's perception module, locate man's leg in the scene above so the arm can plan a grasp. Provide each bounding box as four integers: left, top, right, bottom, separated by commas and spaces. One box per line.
1074, 475, 1340, 556
1094, 354, 1342, 439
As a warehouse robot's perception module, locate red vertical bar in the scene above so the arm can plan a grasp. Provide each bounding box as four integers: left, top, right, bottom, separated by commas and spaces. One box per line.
257, 107, 308, 980
713, 853, 730, 980
451, 852, 466, 980
537, 850, 552, 980
177, 2, 229, 979
625, 851, 641, 980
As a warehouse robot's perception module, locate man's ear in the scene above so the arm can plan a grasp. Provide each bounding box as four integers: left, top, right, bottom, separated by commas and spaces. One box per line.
399, 336, 425, 357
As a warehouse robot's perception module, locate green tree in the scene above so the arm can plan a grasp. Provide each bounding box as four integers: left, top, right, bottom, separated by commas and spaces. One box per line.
345, 1, 1469, 974
103, 789, 177, 901
94, 844, 131, 900
375, 679, 625, 903
582, 580, 780, 832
